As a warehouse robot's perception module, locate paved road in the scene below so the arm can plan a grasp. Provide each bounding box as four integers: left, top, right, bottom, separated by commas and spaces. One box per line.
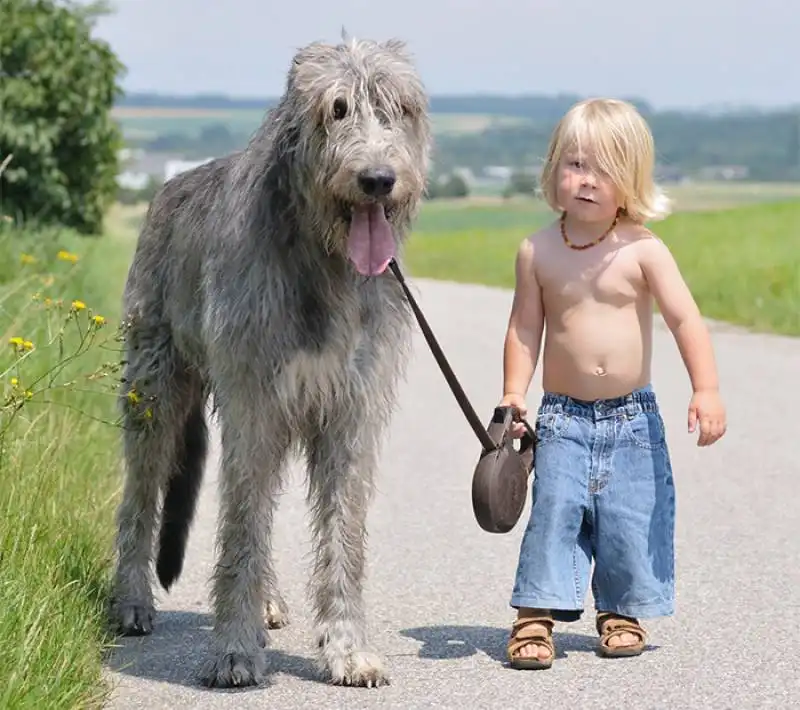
104, 278, 800, 709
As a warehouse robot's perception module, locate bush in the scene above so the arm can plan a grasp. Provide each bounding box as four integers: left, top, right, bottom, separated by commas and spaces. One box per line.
0, 0, 126, 235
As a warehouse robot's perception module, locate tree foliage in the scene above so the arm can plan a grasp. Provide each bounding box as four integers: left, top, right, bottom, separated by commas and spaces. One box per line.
0, 0, 126, 234
426, 173, 470, 199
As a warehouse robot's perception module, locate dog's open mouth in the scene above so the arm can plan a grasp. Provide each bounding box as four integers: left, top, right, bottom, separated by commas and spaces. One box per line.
339, 201, 397, 277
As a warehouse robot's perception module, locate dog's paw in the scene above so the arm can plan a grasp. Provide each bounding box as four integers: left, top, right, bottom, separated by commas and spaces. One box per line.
265, 597, 289, 629
322, 649, 390, 688
112, 601, 155, 636
199, 649, 268, 688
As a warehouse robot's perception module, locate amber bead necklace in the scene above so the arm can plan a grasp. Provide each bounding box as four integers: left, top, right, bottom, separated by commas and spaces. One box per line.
559, 209, 620, 251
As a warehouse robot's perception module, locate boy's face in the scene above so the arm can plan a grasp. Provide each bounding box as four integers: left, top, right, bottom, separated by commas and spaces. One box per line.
556, 146, 621, 223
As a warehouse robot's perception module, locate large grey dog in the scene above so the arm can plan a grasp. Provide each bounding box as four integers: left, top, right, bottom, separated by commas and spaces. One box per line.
110, 35, 431, 689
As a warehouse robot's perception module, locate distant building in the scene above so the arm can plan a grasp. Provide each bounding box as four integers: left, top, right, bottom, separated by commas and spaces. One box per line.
117, 171, 151, 190
696, 165, 750, 181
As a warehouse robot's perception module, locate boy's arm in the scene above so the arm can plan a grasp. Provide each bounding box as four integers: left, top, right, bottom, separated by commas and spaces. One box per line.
638, 236, 726, 445
502, 237, 544, 399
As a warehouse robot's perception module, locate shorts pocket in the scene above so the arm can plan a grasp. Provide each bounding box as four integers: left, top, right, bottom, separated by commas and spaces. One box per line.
623, 410, 667, 450
535, 412, 572, 443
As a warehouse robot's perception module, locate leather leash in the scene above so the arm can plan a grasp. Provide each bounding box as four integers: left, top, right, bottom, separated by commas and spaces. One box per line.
388, 258, 533, 451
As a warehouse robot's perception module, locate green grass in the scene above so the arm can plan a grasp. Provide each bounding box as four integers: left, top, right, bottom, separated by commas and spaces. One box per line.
0, 207, 137, 709
654, 201, 799, 335
405, 197, 800, 336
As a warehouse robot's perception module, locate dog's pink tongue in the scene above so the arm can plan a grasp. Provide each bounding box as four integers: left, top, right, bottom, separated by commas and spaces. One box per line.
347, 204, 395, 276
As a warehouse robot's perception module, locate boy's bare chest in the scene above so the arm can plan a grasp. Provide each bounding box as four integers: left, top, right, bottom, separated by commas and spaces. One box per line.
537, 249, 645, 308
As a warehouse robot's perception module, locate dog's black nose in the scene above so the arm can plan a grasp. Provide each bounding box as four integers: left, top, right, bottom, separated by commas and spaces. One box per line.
358, 166, 396, 197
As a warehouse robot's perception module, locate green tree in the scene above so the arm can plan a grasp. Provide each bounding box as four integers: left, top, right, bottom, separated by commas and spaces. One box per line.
0, 0, 126, 234
502, 170, 538, 199
431, 173, 469, 199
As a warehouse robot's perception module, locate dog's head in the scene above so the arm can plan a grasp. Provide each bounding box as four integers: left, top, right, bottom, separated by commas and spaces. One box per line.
274, 35, 431, 275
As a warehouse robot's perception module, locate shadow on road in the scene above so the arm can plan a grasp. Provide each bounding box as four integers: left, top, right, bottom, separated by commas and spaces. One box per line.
104, 610, 320, 691
399, 624, 600, 662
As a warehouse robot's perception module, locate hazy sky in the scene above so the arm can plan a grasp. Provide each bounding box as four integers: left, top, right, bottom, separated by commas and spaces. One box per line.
91, 0, 798, 109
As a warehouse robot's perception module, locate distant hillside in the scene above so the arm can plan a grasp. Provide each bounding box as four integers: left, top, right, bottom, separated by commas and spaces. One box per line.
115, 91, 654, 120
116, 91, 800, 121
116, 93, 273, 111
114, 92, 800, 183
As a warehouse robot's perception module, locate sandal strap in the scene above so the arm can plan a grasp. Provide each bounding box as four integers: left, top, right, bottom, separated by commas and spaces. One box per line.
508, 615, 555, 657
596, 613, 647, 642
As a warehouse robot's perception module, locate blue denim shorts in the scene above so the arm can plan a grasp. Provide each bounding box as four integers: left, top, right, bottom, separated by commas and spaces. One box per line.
510, 384, 675, 622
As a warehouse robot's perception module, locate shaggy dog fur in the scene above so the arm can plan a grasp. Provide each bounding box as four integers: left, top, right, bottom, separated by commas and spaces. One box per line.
109, 35, 431, 689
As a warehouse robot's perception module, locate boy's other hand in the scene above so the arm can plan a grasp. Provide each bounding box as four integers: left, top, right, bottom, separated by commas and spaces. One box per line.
688, 389, 727, 446
499, 393, 529, 438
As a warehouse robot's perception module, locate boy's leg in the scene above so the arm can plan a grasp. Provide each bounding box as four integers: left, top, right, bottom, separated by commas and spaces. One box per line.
591, 394, 676, 654
508, 401, 593, 665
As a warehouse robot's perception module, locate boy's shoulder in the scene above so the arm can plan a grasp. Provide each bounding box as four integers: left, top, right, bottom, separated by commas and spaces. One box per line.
519, 221, 560, 256
617, 221, 673, 261
513, 223, 559, 278
618, 219, 660, 244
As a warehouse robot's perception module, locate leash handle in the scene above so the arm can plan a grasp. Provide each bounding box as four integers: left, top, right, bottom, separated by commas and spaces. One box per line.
388, 258, 498, 453
494, 405, 537, 456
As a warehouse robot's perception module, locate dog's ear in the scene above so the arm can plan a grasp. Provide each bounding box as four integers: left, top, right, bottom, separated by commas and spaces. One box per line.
289, 42, 337, 90
383, 37, 409, 57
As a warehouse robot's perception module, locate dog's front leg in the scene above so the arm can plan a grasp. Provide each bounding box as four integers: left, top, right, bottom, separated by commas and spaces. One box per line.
305, 408, 389, 688
199, 401, 291, 689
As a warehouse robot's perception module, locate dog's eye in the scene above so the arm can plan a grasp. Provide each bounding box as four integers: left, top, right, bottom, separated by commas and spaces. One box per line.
332, 98, 348, 120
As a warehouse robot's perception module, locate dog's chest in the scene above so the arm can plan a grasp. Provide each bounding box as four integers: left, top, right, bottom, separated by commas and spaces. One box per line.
276, 283, 375, 407
294, 276, 357, 354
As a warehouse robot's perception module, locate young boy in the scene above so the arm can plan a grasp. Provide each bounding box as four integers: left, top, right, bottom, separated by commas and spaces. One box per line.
500, 98, 727, 670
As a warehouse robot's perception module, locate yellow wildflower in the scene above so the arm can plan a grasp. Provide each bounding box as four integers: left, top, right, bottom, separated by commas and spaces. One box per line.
127, 390, 140, 405
9, 336, 34, 352
92, 314, 106, 327
10, 378, 18, 386
57, 250, 79, 263
20, 253, 36, 265
71, 300, 86, 312
24, 390, 32, 399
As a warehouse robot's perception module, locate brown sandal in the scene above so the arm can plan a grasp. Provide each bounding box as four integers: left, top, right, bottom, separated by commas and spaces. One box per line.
507, 614, 555, 670
596, 612, 647, 657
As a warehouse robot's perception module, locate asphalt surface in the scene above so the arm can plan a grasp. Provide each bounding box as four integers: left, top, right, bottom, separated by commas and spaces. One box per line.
103, 278, 800, 709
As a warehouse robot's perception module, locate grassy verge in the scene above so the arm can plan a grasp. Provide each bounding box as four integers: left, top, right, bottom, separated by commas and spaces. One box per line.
404, 198, 800, 337
0, 206, 137, 709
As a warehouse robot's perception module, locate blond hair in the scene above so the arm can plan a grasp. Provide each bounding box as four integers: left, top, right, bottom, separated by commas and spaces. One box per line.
539, 98, 672, 223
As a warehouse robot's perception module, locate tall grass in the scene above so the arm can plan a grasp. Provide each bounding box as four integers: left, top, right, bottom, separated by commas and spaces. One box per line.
404, 199, 800, 336
0, 209, 135, 709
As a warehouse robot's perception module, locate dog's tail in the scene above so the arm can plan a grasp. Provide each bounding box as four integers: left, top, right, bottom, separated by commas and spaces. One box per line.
156, 402, 208, 591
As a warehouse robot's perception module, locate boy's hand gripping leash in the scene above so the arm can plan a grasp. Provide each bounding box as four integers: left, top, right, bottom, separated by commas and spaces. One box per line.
388, 258, 536, 533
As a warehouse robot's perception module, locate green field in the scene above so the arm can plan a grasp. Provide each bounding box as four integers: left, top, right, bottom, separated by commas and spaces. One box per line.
405, 193, 800, 336
111, 106, 533, 140
111, 106, 269, 140
112, 183, 800, 336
